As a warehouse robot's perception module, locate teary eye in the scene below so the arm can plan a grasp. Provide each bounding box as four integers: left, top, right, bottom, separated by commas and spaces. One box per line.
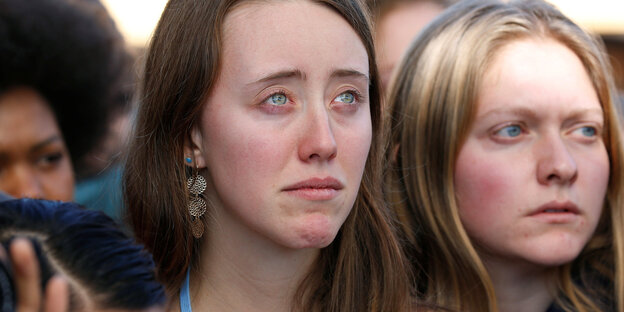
334, 92, 355, 104
268, 93, 287, 106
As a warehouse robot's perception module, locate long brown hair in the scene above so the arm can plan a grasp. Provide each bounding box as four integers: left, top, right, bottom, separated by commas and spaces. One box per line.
124, 0, 412, 310
385, 0, 624, 311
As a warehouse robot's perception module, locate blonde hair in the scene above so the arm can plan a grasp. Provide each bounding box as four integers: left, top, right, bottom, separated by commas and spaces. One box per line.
385, 0, 624, 311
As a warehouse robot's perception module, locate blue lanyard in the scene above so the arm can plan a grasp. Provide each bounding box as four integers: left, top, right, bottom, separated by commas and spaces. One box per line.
180, 268, 192, 312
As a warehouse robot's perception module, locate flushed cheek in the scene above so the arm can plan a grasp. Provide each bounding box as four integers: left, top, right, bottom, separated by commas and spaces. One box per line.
218, 132, 290, 187
455, 151, 519, 230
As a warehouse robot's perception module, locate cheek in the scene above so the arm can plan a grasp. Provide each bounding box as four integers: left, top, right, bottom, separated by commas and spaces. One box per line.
215, 132, 290, 188
454, 146, 516, 232
578, 147, 610, 218
337, 116, 372, 173
586, 147, 610, 189
47, 160, 74, 201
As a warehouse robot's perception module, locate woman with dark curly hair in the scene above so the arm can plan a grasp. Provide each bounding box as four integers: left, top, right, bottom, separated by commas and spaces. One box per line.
0, 0, 131, 201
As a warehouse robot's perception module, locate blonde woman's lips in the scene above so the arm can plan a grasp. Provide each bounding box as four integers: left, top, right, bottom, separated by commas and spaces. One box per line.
527, 200, 580, 224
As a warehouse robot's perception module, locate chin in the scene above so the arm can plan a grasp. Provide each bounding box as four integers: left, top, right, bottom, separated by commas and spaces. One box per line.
523, 241, 587, 267
288, 215, 342, 249
291, 227, 338, 249
527, 253, 580, 267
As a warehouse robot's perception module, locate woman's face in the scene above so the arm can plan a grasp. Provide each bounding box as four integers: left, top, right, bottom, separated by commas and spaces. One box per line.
189, 0, 372, 249
454, 38, 609, 267
0, 88, 74, 201
375, 1, 444, 90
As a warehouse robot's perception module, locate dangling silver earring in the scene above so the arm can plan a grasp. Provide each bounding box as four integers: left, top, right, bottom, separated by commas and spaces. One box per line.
187, 162, 207, 238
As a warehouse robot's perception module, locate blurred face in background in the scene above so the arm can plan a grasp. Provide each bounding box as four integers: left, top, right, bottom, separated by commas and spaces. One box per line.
375, 0, 445, 90
0, 87, 74, 201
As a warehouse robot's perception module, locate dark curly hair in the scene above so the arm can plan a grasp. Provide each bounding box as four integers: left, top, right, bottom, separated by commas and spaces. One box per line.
0, 0, 132, 175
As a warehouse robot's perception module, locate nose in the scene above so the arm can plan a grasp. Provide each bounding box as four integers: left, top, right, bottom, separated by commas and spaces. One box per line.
297, 107, 337, 162
3, 165, 45, 199
536, 133, 578, 185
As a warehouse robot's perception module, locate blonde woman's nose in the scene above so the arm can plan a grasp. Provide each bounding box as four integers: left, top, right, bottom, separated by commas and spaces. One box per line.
536, 135, 578, 186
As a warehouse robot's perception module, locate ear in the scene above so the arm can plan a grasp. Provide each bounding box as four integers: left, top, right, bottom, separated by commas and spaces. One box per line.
183, 125, 208, 169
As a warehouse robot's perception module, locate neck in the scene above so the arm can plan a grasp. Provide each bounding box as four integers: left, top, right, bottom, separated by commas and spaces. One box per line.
482, 254, 555, 312
189, 208, 319, 312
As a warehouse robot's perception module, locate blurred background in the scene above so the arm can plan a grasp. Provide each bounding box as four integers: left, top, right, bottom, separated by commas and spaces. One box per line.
102, 0, 624, 90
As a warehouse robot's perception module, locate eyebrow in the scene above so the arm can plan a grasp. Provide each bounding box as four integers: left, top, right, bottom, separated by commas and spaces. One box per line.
250, 69, 306, 85
249, 68, 370, 86
479, 106, 540, 120
330, 69, 370, 84
30, 136, 62, 153
479, 106, 604, 122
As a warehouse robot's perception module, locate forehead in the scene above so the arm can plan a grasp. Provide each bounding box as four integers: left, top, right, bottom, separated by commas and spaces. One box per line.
477, 38, 599, 113
220, 0, 369, 79
0, 88, 62, 146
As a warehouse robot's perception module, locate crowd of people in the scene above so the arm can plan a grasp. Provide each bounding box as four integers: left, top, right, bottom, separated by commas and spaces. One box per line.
1, 0, 623, 311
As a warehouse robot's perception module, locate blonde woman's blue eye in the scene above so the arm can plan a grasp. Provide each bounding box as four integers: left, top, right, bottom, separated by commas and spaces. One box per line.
335, 92, 355, 104
496, 125, 521, 137
580, 126, 596, 137
268, 93, 287, 105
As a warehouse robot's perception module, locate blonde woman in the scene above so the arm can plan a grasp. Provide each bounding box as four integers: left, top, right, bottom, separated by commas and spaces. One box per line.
386, 0, 623, 311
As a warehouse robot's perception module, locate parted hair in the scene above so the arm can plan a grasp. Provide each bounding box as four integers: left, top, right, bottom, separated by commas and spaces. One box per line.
124, 0, 412, 311
385, 0, 624, 311
0, 199, 165, 310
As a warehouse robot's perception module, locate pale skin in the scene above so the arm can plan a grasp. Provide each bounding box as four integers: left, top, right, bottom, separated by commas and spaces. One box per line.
182, 0, 372, 311
454, 38, 609, 312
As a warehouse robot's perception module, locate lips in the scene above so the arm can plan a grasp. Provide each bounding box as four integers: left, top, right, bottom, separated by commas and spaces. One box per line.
282, 177, 344, 201
283, 177, 344, 191
528, 201, 580, 216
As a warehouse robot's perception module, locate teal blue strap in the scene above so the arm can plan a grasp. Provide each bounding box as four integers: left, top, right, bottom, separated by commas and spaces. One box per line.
180, 267, 192, 312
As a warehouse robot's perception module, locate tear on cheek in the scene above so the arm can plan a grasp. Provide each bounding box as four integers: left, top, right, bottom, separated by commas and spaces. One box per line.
295, 214, 336, 248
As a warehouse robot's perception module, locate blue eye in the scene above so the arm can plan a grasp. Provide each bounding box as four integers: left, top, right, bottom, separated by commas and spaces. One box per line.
268, 93, 287, 106
496, 125, 522, 137
334, 92, 355, 104
580, 126, 596, 137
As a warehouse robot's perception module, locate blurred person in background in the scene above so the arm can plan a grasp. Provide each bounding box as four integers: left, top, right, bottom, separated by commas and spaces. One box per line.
69, 0, 136, 221
0, 0, 133, 218
0, 198, 166, 311
368, 0, 452, 90
0, 191, 10, 203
